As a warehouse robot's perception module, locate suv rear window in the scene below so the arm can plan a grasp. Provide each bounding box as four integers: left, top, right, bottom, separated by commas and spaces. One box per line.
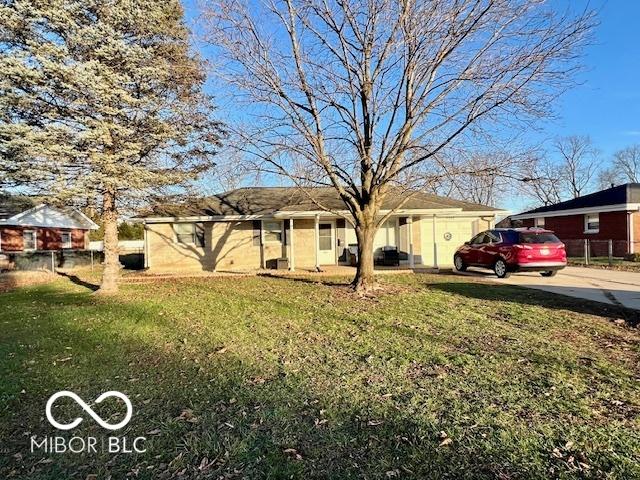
518, 232, 561, 244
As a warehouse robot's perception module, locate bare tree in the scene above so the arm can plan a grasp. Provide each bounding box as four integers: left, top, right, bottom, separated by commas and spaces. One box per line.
201, 0, 594, 292
554, 135, 598, 198
522, 135, 598, 206
612, 145, 640, 183
521, 156, 564, 206
596, 167, 621, 190
432, 149, 533, 206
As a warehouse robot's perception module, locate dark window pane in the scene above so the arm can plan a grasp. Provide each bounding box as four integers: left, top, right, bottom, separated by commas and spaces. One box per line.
319, 224, 332, 250
23, 231, 36, 250
176, 233, 193, 244
263, 221, 282, 242
519, 232, 561, 244
319, 236, 332, 250
195, 223, 205, 247
252, 220, 261, 246
61, 232, 72, 248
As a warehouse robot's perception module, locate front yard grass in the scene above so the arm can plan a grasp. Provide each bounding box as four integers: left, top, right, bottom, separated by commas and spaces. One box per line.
0, 272, 639, 479
568, 256, 640, 272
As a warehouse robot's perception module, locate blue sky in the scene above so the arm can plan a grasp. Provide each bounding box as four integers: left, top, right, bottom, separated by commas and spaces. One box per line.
544, 1, 640, 155
183, 1, 640, 211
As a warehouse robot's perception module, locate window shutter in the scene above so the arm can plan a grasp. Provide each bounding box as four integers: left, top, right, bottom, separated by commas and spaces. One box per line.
252, 220, 261, 246
195, 223, 205, 247
284, 221, 289, 245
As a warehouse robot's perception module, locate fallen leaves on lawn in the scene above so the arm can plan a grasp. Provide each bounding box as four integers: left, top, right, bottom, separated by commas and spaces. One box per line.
175, 409, 199, 423
283, 448, 303, 460
438, 431, 453, 447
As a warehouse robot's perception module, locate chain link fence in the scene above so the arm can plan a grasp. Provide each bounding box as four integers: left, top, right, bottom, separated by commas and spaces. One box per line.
564, 239, 640, 267
0, 250, 104, 272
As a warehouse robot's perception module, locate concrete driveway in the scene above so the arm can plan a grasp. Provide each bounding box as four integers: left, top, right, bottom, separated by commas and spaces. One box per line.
458, 266, 640, 311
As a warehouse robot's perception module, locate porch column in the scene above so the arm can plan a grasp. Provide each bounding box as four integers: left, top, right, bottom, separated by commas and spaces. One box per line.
289, 218, 295, 271
407, 216, 414, 268
314, 214, 320, 270
143, 223, 149, 269
432, 214, 438, 269
629, 212, 635, 254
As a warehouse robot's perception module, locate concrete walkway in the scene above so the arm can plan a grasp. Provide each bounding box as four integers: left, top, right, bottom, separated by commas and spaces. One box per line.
459, 266, 640, 311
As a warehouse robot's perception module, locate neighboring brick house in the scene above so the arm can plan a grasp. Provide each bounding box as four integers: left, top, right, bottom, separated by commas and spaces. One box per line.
0, 195, 99, 253
509, 183, 640, 256
136, 187, 506, 272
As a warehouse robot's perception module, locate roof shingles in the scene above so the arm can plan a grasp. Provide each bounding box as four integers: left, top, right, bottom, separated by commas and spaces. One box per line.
517, 183, 640, 216
141, 187, 499, 218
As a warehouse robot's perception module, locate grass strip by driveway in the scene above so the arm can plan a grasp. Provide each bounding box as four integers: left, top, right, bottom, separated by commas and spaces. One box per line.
0, 272, 638, 479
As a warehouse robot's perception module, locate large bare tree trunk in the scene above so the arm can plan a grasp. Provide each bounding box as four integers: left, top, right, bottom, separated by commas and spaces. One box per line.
96, 189, 120, 295
352, 215, 377, 293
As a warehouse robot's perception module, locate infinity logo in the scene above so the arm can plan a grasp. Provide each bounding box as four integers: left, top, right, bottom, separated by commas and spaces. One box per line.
45, 391, 133, 431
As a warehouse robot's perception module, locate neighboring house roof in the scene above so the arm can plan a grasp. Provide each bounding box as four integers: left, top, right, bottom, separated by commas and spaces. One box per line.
512, 183, 640, 220
138, 187, 503, 220
0, 194, 99, 229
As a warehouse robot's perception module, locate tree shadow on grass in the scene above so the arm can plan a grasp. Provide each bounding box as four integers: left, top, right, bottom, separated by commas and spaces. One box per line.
423, 275, 639, 326
1, 285, 637, 479
56, 270, 100, 291
256, 271, 351, 288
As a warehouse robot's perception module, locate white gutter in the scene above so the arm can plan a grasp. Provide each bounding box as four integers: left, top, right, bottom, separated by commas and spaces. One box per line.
512, 203, 640, 220
136, 208, 505, 223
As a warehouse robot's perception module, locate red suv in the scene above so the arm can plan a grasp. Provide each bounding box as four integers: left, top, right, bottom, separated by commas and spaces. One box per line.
453, 228, 567, 278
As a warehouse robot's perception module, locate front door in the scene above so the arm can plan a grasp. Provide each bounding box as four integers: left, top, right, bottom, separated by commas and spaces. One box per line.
318, 222, 336, 265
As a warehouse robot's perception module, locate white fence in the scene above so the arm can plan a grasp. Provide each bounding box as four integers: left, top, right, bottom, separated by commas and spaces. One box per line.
89, 240, 144, 253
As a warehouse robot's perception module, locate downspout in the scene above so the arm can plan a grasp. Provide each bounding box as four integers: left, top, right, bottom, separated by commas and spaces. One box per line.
629, 211, 635, 254
432, 214, 438, 269
260, 220, 266, 269
289, 218, 295, 271
314, 214, 320, 271
408, 216, 414, 268
143, 223, 149, 269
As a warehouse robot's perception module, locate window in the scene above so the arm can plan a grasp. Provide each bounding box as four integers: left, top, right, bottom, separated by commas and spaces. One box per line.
471, 232, 489, 245
173, 223, 205, 246
487, 231, 502, 243
263, 220, 282, 243
252, 220, 261, 246
23, 230, 37, 250
519, 232, 561, 244
584, 213, 599, 233
534, 217, 545, 228
318, 224, 332, 251
61, 232, 72, 249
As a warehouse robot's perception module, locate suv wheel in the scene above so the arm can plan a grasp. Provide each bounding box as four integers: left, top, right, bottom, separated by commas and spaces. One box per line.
540, 270, 557, 277
494, 259, 510, 278
454, 254, 467, 272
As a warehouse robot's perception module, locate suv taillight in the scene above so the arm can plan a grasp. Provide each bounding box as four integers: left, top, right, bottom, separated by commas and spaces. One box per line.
514, 244, 533, 250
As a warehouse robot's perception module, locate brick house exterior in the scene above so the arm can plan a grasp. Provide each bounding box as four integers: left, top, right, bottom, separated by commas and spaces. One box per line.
0, 196, 98, 253
0, 226, 88, 252
137, 187, 505, 272
510, 184, 640, 256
